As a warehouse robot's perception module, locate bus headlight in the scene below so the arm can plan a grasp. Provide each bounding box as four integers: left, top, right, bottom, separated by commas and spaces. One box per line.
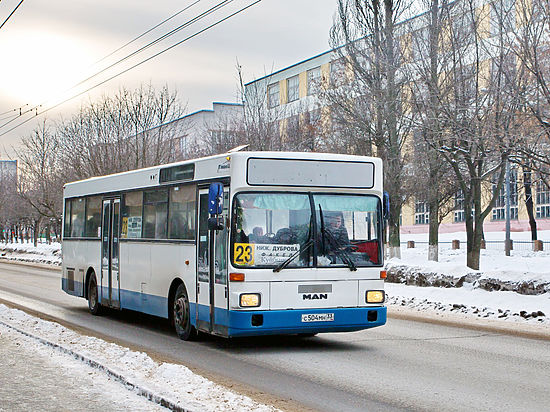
240, 293, 261, 307
366, 290, 385, 304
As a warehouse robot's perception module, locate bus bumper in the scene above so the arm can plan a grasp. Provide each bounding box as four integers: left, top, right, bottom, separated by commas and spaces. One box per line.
226, 306, 386, 337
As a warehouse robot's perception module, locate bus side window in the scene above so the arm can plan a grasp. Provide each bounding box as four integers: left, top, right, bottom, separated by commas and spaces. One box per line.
168, 185, 196, 240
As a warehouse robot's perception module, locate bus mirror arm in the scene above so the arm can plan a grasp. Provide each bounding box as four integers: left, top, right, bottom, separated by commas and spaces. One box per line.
208, 216, 225, 231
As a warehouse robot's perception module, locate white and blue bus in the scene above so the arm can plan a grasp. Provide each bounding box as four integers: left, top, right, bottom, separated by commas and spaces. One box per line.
62, 151, 387, 339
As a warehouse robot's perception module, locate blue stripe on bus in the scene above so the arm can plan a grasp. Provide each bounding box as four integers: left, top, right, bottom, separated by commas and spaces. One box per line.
63, 280, 385, 336
61, 278, 84, 297
225, 306, 387, 337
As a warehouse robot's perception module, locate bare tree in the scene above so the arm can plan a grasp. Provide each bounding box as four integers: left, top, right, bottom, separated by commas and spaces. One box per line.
56, 84, 187, 181
431, 0, 524, 269
15, 120, 64, 245
326, 0, 413, 258
406, 0, 461, 261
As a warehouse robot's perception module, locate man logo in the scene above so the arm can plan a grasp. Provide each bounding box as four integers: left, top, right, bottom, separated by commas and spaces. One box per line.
303, 293, 328, 300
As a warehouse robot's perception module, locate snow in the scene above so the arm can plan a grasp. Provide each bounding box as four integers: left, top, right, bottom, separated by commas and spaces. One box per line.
387, 230, 550, 325
0, 241, 61, 265
0, 304, 278, 412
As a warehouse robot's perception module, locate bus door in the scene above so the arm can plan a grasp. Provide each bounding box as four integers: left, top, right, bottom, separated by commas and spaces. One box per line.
101, 198, 121, 309
197, 187, 229, 335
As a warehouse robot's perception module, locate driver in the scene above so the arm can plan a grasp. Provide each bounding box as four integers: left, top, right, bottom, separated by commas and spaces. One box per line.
327, 213, 350, 248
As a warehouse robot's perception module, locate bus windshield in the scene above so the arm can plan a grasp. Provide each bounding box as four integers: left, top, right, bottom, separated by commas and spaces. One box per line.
232, 192, 382, 269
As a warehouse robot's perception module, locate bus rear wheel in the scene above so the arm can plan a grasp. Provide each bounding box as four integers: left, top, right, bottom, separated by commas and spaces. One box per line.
88, 274, 103, 315
173, 284, 196, 341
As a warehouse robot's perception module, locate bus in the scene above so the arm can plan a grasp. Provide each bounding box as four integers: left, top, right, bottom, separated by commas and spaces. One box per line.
62, 151, 387, 339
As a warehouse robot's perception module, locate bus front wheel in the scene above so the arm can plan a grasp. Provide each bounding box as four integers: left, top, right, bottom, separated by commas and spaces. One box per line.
173, 284, 196, 341
88, 274, 103, 315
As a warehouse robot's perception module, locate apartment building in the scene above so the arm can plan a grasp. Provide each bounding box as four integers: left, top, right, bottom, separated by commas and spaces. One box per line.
244, 0, 550, 234
0, 159, 17, 182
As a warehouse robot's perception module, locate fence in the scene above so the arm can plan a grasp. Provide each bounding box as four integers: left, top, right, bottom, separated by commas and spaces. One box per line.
401, 240, 550, 252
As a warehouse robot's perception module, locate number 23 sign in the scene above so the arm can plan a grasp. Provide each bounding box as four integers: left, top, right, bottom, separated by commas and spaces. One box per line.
234, 243, 254, 265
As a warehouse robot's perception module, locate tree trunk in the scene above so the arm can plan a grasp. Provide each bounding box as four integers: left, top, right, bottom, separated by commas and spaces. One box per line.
428, 201, 439, 261
523, 167, 537, 241
466, 179, 484, 270
388, 201, 401, 258
33, 219, 40, 247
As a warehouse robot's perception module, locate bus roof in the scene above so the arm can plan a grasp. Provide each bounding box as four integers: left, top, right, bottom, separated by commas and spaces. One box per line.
63, 151, 382, 198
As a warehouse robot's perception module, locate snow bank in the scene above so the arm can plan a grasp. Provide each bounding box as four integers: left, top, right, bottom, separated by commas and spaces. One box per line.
0, 304, 278, 412
0, 242, 61, 266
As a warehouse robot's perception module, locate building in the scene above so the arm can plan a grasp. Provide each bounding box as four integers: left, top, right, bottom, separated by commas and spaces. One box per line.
170, 102, 244, 157
243, 0, 550, 235
0, 160, 17, 184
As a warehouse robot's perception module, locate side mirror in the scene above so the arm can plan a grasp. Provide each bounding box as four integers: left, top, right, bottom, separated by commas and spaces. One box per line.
383, 191, 390, 221
208, 182, 224, 216
208, 216, 225, 231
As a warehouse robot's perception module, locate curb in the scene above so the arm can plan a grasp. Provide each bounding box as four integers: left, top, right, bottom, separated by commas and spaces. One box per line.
0, 258, 61, 271
0, 318, 204, 412
387, 305, 550, 341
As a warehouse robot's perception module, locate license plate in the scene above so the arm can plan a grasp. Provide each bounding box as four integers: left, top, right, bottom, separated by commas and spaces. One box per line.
301, 313, 334, 322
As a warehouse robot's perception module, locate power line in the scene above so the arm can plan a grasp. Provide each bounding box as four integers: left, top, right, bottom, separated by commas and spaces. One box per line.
0, 104, 28, 116
0, 0, 235, 130
0, 0, 262, 138
0, 113, 19, 122
95, 0, 202, 66
0, 0, 25, 31
72, 0, 236, 94
0, 1, 202, 123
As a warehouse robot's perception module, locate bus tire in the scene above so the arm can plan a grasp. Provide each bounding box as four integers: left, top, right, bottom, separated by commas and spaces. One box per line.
173, 284, 196, 341
88, 274, 103, 315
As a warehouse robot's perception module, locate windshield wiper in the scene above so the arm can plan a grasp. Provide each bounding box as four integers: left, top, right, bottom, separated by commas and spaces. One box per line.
273, 238, 314, 273
319, 205, 357, 271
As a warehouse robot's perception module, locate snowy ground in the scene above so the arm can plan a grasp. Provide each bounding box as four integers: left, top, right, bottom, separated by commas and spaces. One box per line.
0, 241, 61, 265
387, 230, 550, 325
0, 304, 278, 412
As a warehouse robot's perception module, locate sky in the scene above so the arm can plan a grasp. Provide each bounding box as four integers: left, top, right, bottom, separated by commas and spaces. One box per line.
0, 0, 338, 157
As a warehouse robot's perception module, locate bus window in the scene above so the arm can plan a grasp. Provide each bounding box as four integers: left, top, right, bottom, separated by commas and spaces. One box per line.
168, 185, 196, 240
70, 198, 85, 238
64, 199, 71, 238
143, 189, 168, 239
121, 191, 143, 239
85, 196, 102, 238
233, 193, 312, 268
314, 194, 382, 266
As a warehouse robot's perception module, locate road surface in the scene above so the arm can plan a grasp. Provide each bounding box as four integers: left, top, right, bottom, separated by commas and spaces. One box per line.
1, 261, 549, 412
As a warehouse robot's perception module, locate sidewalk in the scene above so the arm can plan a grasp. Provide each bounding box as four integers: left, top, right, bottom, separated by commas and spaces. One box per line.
0, 323, 166, 412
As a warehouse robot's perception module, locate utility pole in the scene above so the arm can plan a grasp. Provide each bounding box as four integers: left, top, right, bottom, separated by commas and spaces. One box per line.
505, 159, 511, 256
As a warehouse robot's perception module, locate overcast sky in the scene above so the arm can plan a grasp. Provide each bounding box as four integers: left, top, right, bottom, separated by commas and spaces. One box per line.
0, 0, 338, 156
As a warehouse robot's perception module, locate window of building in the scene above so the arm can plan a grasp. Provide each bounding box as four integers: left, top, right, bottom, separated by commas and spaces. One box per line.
143, 189, 168, 239
414, 198, 429, 225
536, 180, 550, 218
287, 75, 299, 103
491, 0, 515, 36
267, 83, 279, 108
453, 190, 475, 223
411, 28, 429, 61
330, 58, 346, 87
169, 185, 196, 240
307, 67, 321, 95
85, 196, 102, 238
492, 168, 518, 221
121, 191, 143, 239
454, 190, 465, 223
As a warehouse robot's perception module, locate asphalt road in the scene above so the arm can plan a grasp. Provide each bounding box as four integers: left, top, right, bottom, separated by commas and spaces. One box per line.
1, 261, 549, 412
